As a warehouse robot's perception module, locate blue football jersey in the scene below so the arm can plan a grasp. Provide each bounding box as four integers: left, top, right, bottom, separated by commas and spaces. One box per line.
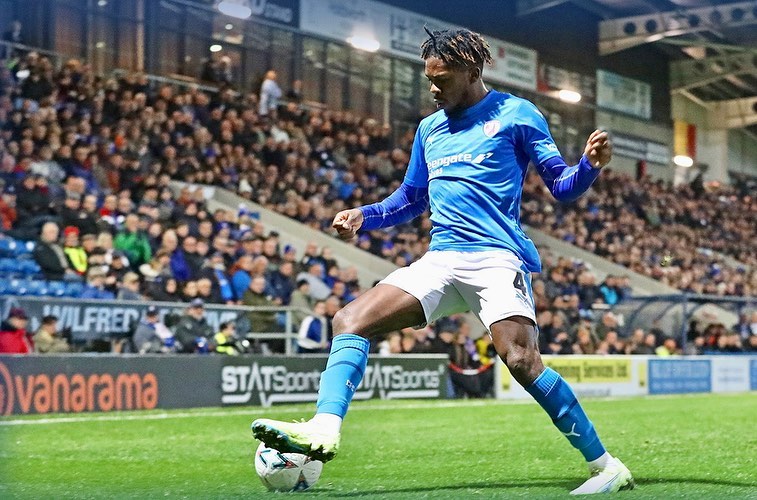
403, 90, 562, 273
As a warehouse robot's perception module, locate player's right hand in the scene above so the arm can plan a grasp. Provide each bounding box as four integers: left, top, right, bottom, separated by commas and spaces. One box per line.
331, 208, 364, 240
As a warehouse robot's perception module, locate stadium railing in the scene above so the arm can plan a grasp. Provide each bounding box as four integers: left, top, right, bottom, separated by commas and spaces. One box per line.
0, 295, 323, 356
610, 293, 756, 347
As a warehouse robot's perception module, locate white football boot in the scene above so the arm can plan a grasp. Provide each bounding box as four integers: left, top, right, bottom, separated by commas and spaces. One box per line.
570, 457, 635, 495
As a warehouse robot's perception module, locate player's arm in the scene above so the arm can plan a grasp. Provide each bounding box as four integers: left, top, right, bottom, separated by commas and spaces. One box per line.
516, 101, 610, 202
535, 130, 610, 202
332, 182, 429, 239
332, 124, 430, 240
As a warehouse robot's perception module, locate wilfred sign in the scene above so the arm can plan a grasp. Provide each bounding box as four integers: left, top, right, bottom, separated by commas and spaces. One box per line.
221, 356, 448, 407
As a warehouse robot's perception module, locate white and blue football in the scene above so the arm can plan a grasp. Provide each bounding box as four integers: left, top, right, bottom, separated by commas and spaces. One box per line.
254, 442, 323, 492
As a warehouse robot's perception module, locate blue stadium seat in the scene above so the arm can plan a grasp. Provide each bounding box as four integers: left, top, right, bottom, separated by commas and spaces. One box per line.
7, 279, 30, 295
0, 258, 20, 275
46, 281, 67, 297
65, 282, 85, 297
16, 240, 35, 257
25, 280, 47, 296
19, 260, 41, 276
0, 238, 15, 257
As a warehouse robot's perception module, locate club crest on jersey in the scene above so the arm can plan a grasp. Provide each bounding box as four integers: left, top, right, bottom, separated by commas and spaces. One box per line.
483, 120, 501, 138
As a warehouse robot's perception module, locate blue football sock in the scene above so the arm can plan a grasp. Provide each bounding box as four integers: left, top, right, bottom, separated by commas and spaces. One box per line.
315, 334, 370, 419
526, 367, 606, 462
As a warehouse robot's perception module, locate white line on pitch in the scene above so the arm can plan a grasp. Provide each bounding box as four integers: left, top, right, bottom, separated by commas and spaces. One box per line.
0, 392, 747, 427
0, 400, 520, 426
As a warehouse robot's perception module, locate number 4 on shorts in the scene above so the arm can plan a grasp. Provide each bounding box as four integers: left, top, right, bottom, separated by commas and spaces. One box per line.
513, 271, 527, 296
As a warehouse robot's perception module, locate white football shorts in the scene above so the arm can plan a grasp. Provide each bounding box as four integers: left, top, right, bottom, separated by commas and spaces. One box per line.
380, 250, 536, 330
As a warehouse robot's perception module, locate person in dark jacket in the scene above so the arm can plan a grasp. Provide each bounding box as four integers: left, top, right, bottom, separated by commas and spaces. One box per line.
33, 221, 76, 281
173, 298, 214, 353
15, 174, 51, 222
0, 308, 32, 354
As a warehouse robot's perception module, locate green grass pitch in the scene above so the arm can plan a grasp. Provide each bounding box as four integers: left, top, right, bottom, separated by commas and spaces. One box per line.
1, 393, 755, 499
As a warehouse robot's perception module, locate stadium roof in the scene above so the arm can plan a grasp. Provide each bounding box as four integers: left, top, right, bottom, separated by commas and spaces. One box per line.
518, 0, 757, 135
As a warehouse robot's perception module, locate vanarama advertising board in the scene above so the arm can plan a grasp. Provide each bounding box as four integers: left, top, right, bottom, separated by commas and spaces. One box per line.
0, 355, 448, 415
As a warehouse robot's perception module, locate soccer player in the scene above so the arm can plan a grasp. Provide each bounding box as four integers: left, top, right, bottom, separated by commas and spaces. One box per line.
252, 28, 634, 495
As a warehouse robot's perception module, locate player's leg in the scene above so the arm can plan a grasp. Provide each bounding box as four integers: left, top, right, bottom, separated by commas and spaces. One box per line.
490, 318, 633, 494
455, 251, 633, 494
252, 253, 463, 461
252, 283, 424, 461
310, 283, 426, 427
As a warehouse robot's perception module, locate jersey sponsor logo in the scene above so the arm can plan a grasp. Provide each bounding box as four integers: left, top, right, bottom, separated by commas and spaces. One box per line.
483, 119, 501, 138
426, 151, 493, 173
472, 152, 493, 163
427, 153, 473, 170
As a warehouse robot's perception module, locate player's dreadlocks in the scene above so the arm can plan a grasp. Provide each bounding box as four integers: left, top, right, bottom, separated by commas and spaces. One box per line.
420, 27, 492, 71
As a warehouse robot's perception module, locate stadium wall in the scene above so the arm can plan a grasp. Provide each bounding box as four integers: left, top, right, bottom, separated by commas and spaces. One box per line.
595, 110, 674, 182
0, 354, 448, 416
496, 355, 757, 400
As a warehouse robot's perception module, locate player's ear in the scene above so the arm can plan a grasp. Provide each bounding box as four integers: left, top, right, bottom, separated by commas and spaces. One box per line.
469, 66, 481, 83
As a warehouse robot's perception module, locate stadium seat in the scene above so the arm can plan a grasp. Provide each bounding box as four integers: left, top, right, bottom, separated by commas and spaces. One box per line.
0, 258, 13, 273
46, 281, 67, 297
65, 282, 85, 297
25, 280, 48, 296
19, 260, 42, 276
0, 238, 15, 257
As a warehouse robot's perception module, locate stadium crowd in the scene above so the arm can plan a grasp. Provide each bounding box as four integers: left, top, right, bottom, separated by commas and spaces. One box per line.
0, 49, 755, 373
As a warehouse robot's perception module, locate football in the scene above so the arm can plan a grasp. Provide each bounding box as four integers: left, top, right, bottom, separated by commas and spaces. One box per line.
254, 442, 324, 492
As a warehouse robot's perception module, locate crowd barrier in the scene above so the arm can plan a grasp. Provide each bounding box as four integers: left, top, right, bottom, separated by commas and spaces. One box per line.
0, 296, 320, 355
0, 354, 448, 416
496, 355, 757, 399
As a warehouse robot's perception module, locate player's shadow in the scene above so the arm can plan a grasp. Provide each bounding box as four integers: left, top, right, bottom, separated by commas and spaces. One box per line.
636, 477, 757, 488
319, 479, 580, 497
321, 477, 757, 497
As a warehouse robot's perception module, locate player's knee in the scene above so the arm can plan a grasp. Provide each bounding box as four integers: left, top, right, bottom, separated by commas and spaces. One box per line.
503, 344, 543, 387
331, 307, 354, 335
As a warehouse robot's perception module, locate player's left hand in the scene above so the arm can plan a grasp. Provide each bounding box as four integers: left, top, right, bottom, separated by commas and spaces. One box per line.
584, 129, 612, 169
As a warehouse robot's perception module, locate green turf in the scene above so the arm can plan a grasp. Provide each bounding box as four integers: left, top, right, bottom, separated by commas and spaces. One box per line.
1, 394, 755, 499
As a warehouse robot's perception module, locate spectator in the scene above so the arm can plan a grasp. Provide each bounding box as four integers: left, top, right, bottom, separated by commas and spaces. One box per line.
80, 267, 116, 300
267, 260, 295, 304
151, 277, 181, 303
214, 321, 241, 355
296, 262, 331, 300
33, 315, 71, 353
173, 298, 213, 353
114, 213, 152, 268
289, 279, 313, 327
296, 301, 329, 353
16, 174, 52, 227
230, 254, 254, 300
595, 312, 619, 341
286, 79, 303, 104
117, 272, 143, 301
33, 222, 76, 281
573, 326, 599, 354
599, 275, 620, 306
62, 225, 88, 275
656, 338, 680, 356
242, 275, 278, 333
259, 70, 282, 118
0, 307, 32, 354
632, 332, 657, 355
132, 306, 175, 354
378, 331, 403, 355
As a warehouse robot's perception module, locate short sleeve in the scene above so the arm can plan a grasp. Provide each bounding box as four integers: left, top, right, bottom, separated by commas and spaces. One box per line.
403, 123, 429, 188
513, 100, 562, 166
